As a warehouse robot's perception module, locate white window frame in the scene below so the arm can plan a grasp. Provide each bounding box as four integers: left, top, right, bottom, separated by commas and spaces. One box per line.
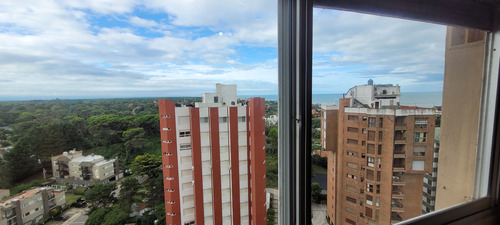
278, 0, 500, 224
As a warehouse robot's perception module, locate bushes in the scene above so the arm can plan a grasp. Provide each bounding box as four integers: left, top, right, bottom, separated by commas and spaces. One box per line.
10, 179, 45, 195
267, 208, 275, 225
74, 186, 87, 195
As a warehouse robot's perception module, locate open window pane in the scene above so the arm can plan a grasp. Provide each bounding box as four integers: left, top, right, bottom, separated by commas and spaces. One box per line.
313, 8, 492, 225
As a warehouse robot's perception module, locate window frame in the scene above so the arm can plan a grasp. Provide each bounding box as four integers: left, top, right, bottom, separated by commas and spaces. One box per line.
278, 0, 500, 225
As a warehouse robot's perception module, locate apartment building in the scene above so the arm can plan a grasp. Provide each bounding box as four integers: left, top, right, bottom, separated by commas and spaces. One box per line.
422, 127, 440, 214
322, 82, 436, 225
51, 150, 120, 187
0, 187, 65, 225
159, 84, 266, 225
435, 27, 487, 210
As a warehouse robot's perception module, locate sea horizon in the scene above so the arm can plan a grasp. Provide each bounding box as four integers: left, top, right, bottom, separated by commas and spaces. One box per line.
241, 92, 443, 107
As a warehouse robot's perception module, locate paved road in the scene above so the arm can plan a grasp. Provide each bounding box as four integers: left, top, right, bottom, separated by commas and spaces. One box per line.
48, 208, 88, 225
311, 203, 328, 225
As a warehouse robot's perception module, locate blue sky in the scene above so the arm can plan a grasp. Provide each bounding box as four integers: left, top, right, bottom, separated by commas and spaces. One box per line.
0, 0, 446, 100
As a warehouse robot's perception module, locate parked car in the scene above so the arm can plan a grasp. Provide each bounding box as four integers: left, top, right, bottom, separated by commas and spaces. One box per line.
55, 214, 70, 221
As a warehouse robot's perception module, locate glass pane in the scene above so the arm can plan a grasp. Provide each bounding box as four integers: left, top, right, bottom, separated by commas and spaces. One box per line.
0, 1, 278, 225
313, 8, 490, 225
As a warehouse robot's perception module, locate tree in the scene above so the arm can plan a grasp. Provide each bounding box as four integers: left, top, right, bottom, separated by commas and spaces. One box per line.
312, 117, 321, 129
119, 177, 140, 211
85, 183, 117, 212
131, 154, 162, 178
85, 207, 110, 225
123, 128, 147, 164
266, 127, 278, 155
311, 182, 322, 204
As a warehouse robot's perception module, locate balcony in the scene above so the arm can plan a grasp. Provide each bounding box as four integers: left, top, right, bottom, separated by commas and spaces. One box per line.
2, 210, 16, 219
395, 124, 407, 130
394, 137, 406, 145
392, 201, 404, 212
394, 152, 406, 158
391, 213, 403, 223
392, 191, 404, 199
392, 175, 406, 186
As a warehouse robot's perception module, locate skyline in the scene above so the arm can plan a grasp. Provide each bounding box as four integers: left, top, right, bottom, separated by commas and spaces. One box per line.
0, 0, 446, 100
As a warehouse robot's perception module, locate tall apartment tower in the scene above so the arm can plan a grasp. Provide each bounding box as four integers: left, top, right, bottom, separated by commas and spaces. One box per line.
322, 81, 436, 225
159, 84, 267, 225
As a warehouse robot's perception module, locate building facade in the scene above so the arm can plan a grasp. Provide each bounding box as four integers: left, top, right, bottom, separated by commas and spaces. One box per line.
51, 150, 120, 187
0, 187, 65, 225
159, 84, 266, 225
435, 27, 487, 210
323, 82, 436, 225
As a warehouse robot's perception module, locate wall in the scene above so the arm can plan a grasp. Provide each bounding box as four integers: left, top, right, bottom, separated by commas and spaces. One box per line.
435, 27, 486, 210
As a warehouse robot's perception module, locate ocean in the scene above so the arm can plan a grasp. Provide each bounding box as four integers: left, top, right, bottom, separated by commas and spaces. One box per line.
241, 92, 443, 108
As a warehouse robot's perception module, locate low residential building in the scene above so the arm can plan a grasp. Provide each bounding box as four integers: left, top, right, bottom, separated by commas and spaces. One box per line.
0, 187, 65, 225
0, 190, 9, 200
51, 149, 121, 187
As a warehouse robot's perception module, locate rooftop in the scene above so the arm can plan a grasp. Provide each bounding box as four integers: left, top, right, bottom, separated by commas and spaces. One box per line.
71, 155, 104, 163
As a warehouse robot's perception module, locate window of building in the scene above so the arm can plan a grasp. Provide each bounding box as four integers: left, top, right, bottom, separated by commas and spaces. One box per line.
346, 196, 357, 204
347, 151, 358, 156
200, 117, 208, 123
238, 117, 246, 122
346, 218, 356, 225
414, 132, 427, 142
413, 146, 426, 156
377, 144, 382, 155
413, 160, 425, 170
367, 144, 375, 154
367, 169, 374, 180
366, 194, 373, 205
214, 96, 218, 103
377, 171, 381, 182
363, 116, 367, 121
348, 115, 359, 120
362, 128, 367, 134
347, 162, 357, 169
180, 144, 191, 151
415, 118, 428, 128
346, 207, 356, 214
346, 185, 357, 192
347, 139, 358, 144
367, 130, 375, 141
367, 157, 375, 167
368, 117, 376, 127
379, 118, 383, 128
367, 183, 374, 193
179, 131, 191, 137
366, 207, 373, 218
378, 131, 383, 141
347, 173, 357, 180
347, 127, 359, 133
219, 117, 227, 123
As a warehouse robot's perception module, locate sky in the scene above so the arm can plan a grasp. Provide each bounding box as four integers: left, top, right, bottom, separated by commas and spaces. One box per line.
0, 0, 446, 101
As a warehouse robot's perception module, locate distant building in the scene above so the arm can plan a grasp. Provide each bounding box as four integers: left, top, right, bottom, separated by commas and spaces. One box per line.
422, 127, 440, 214
345, 81, 400, 109
0, 187, 65, 225
159, 84, 267, 225
322, 81, 437, 225
51, 149, 121, 187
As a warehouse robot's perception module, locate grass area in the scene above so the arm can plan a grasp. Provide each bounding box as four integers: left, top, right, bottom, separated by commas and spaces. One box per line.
312, 164, 327, 175
66, 193, 84, 206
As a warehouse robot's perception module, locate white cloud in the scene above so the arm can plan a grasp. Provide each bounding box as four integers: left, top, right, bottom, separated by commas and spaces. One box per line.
0, 0, 446, 100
